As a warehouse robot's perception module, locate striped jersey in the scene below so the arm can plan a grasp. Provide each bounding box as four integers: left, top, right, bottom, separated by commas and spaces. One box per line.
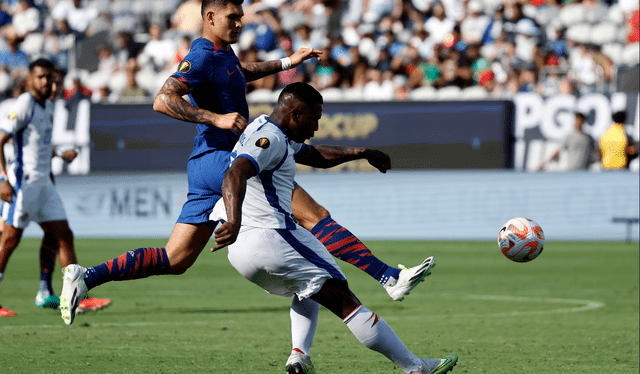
171, 38, 248, 160
211, 115, 306, 229
0, 92, 54, 183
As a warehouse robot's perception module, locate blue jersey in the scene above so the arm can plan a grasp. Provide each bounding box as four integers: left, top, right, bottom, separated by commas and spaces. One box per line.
171, 38, 249, 160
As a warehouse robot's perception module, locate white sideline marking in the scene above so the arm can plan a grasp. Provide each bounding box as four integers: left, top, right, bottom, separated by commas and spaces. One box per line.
0, 294, 605, 330
378, 294, 605, 322
0, 320, 223, 330
455, 294, 605, 317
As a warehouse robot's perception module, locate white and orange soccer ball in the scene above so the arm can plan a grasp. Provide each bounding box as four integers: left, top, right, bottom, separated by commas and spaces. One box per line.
498, 217, 545, 263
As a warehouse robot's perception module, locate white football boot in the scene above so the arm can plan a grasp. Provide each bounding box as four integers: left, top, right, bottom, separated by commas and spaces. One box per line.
285, 350, 315, 374
385, 256, 435, 301
60, 264, 88, 325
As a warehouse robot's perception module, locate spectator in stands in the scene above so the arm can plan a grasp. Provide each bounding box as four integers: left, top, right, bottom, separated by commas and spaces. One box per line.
171, 0, 202, 37
513, 18, 541, 71
362, 67, 395, 100
424, 1, 455, 45
0, 30, 28, 96
292, 23, 321, 51
569, 43, 598, 94
63, 76, 92, 101
597, 111, 638, 170
276, 36, 306, 88
502, 2, 527, 42
118, 58, 149, 100
406, 47, 441, 90
537, 112, 597, 172
241, 46, 277, 92
51, 0, 97, 37
113, 31, 144, 71
6, 0, 40, 39
482, 4, 505, 45
174, 35, 192, 65
363, 0, 401, 24
42, 18, 75, 72
467, 43, 491, 85
628, 8, 639, 44
311, 46, 342, 91
460, 0, 490, 45
139, 23, 177, 73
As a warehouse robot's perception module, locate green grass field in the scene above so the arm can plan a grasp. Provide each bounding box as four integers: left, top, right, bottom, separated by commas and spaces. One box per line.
0, 239, 638, 374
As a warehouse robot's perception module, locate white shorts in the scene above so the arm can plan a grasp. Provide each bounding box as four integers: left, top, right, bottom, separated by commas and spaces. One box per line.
227, 226, 346, 299
2, 180, 67, 229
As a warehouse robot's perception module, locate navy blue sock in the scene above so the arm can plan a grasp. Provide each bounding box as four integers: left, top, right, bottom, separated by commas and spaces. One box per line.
39, 244, 56, 294
84, 248, 171, 290
311, 217, 400, 285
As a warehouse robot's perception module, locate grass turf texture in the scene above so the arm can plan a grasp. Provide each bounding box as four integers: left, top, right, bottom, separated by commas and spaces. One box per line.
0, 239, 638, 374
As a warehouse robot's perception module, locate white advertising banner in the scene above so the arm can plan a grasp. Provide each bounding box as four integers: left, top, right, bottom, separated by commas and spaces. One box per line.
23, 171, 639, 242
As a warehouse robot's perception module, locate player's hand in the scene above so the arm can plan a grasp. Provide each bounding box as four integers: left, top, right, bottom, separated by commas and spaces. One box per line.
62, 149, 78, 163
216, 112, 248, 135
364, 149, 391, 173
289, 48, 323, 67
1, 180, 14, 203
212, 221, 241, 252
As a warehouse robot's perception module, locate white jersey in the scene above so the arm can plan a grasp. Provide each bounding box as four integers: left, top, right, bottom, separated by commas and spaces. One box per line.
0, 92, 54, 183
211, 114, 306, 229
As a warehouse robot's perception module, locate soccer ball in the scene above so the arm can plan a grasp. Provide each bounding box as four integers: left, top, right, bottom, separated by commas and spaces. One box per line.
498, 217, 545, 262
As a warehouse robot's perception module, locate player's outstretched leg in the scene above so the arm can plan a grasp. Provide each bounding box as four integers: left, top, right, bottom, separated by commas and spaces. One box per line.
310, 279, 458, 374
286, 296, 320, 374
293, 185, 431, 301
60, 247, 170, 325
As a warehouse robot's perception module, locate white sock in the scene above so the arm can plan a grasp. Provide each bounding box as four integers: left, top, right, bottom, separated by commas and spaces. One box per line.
344, 305, 422, 373
38, 281, 50, 297
290, 296, 320, 355
0, 273, 4, 288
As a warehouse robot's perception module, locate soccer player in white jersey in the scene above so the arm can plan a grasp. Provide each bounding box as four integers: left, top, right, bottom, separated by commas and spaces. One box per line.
211, 83, 458, 374
0, 58, 100, 317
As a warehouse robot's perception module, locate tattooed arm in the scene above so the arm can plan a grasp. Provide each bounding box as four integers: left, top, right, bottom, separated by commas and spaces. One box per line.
153, 77, 247, 134
241, 47, 323, 82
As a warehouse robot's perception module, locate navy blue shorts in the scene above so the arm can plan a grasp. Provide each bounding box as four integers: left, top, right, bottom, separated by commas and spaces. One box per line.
177, 150, 230, 225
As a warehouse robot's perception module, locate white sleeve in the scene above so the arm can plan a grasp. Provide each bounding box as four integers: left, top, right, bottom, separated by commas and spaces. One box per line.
288, 140, 307, 156
0, 94, 32, 136
234, 129, 286, 174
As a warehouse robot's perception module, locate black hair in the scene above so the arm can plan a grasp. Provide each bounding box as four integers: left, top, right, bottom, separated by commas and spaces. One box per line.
201, 0, 244, 16
28, 58, 55, 72
612, 111, 627, 124
575, 112, 586, 121
278, 82, 323, 106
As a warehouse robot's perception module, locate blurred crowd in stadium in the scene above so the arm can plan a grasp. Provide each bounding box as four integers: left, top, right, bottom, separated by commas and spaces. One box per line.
0, 0, 638, 103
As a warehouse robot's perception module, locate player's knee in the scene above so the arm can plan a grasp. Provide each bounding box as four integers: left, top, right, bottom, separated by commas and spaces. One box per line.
296, 206, 330, 229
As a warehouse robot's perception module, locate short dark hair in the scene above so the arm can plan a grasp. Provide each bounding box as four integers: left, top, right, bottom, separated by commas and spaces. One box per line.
201, 0, 244, 16
575, 112, 586, 121
28, 58, 55, 72
278, 82, 323, 106
612, 111, 627, 124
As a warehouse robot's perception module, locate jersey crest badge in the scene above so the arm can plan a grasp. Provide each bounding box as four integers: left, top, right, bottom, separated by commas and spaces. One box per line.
255, 138, 270, 149
178, 61, 191, 73
8, 112, 16, 120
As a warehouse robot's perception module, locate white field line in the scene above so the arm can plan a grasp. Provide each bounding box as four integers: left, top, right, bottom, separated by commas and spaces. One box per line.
0, 294, 605, 330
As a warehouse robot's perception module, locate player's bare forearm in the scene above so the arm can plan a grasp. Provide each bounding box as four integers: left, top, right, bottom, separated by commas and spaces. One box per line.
153, 77, 215, 125
295, 145, 391, 173
241, 48, 322, 82
213, 158, 257, 251
242, 60, 283, 82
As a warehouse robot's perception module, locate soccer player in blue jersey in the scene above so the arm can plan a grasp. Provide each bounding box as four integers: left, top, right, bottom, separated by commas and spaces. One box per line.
210, 82, 457, 374
60, 0, 432, 326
